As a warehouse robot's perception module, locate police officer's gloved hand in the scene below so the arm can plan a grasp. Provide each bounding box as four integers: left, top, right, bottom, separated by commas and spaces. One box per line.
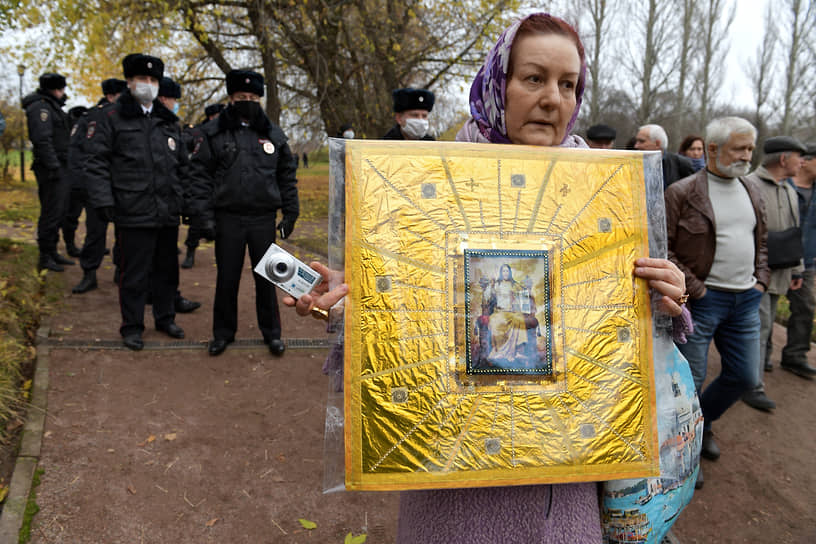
97, 206, 115, 222
277, 216, 297, 240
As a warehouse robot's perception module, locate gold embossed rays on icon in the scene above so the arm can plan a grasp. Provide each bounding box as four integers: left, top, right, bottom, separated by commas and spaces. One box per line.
339, 140, 659, 491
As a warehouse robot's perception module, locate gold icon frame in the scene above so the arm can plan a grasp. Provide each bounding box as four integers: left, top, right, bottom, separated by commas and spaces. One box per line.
338, 140, 660, 491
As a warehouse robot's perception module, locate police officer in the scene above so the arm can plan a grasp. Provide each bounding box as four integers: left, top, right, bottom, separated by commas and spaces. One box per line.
71, 78, 128, 294
22, 72, 73, 271
62, 105, 90, 258
188, 69, 299, 356
181, 103, 226, 269
383, 88, 435, 140
85, 54, 188, 351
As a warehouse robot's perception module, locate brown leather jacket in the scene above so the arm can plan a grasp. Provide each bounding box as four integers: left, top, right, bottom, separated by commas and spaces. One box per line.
665, 169, 770, 299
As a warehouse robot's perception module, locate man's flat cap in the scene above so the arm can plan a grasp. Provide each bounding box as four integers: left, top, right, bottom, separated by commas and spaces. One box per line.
101, 78, 127, 96
226, 70, 264, 97
39, 73, 66, 91
392, 88, 435, 113
122, 54, 164, 80
159, 77, 181, 99
763, 136, 807, 154
587, 124, 616, 141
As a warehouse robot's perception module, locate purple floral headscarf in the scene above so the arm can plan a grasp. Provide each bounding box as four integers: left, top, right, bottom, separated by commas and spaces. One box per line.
458, 13, 587, 147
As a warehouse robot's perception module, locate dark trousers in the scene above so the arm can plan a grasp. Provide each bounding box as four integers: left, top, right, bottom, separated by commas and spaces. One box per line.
213, 212, 281, 342
117, 225, 179, 337
185, 224, 201, 250
33, 166, 69, 255
61, 185, 85, 244
783, 269, 816, 365
79, 206, 109, 271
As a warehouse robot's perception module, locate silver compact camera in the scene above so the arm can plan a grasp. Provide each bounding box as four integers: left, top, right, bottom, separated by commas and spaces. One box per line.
254, 243, 322, 299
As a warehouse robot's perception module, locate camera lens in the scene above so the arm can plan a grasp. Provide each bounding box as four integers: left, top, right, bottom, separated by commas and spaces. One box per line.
266, 253, 295, 282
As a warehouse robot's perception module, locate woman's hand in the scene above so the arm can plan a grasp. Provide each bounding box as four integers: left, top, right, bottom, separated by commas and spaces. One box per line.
281, 262, 348, 318
634, 257, 686, 317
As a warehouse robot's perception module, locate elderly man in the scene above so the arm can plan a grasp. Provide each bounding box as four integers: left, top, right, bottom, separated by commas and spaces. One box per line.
635, 123, 695, 188
743, 138, 808, 404
22, 72, 74, 271
383, 88, 435, 140
586, 123, 616, 149
665, 117, 768, 482
85, 54, 189, 350
782, 144, 816, 379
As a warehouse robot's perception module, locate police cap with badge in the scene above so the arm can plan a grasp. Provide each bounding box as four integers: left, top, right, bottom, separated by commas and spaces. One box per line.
392, 88, 434, 113
122, 53, 164, 80
226, 70, 264, 97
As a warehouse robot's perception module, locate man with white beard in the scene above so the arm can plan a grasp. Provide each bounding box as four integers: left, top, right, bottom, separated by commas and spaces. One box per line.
665, 117, 769, 488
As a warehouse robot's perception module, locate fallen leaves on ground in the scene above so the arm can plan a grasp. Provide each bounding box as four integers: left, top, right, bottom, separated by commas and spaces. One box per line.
137, 435, 156, 447
345, 533, 367, 544
298, 518, 317, 530
205, 518, 219, 527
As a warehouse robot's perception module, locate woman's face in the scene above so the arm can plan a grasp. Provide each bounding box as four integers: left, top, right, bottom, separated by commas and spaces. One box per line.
684, 139, 704, 159
505, 33, 580, 147
501, 266, 511, 280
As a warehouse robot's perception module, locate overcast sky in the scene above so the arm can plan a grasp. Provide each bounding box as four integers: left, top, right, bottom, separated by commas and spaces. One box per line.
0, 0, 772, 112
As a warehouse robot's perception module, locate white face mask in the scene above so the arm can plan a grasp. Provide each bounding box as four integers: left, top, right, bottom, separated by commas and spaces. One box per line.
342, 130, 355, 139
131, 82, 158, 105
401, 118, 429, 140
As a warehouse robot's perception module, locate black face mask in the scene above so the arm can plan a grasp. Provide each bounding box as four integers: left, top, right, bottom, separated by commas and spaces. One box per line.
58, 94, 68, 105
232, 100, 262, 121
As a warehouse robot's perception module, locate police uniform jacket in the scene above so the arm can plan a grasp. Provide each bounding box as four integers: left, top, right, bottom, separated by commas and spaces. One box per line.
67, 98, 110, 191
84, 89, 187, 228
22, 90, 71, 174
188, 105, 298, 223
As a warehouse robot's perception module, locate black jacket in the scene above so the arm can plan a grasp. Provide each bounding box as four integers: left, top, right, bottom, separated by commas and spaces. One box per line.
382, 123, 435, 141
188, 105, 298, 223
662, 151, 695, 189
22, 90, 71, 173
67, 97, 111, 191
84, 90, 188, 228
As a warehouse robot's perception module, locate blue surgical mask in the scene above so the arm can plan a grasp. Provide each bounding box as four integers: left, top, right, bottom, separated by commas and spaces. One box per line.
172, 103, 180, 115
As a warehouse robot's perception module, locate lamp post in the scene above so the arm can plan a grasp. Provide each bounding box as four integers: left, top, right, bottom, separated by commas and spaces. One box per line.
17, 64, 25, 183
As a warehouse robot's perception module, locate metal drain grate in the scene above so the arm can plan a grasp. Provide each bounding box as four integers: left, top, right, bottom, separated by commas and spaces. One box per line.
42, 337, 333, 350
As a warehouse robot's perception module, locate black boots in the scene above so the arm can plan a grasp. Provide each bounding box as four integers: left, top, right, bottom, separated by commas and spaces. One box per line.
52, 252, 75, 266
72, 270, 98, 294
65, 239, 81, 258
38, 253, 64, 272
181, 247, 195, 269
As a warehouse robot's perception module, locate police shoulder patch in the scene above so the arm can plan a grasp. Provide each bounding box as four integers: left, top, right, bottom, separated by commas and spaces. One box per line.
168, 137, 176, 151
70, 125, 78, 137
40, 109, 49, 122
86, 121, 96, 139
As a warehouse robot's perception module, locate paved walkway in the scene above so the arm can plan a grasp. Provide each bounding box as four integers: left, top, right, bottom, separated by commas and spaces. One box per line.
1, 226, 814, 542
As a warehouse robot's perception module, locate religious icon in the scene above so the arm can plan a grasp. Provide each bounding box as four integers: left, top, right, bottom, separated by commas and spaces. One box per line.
465, 249, 553, 375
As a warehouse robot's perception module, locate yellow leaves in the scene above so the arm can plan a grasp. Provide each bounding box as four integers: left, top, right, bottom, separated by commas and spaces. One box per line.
205, 518, 219, 527
345, 533, 367, 544
138, 434, 156, 447
164, 432, 177, 441
392, 43, 401, 52
0, 484, 8, 504
298, 518, 317, 530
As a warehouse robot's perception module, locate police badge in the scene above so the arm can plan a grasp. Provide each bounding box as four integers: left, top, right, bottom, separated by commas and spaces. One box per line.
168, 137, 176, 151
86, 121, 96, 139
262, 141, 275, 154
40, 109, 48, 122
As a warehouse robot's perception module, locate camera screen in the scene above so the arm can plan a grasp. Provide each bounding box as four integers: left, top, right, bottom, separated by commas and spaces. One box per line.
297, 267, 317, 284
